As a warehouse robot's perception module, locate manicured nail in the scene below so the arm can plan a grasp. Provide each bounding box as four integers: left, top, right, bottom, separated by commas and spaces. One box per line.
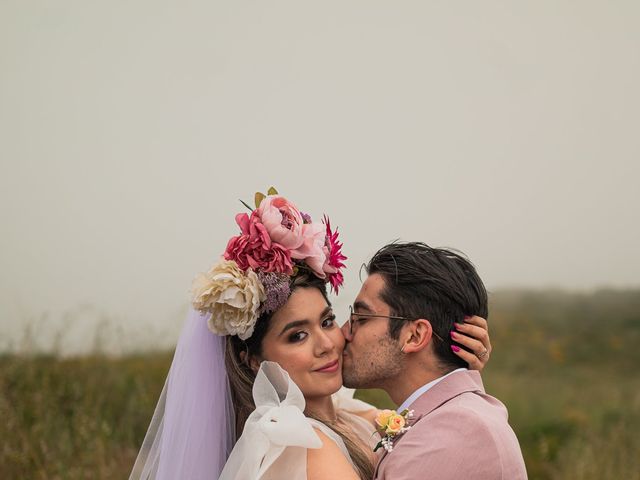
464, 316, 471, 320
453, 322, 461, 330
451, 345, 461, 352
450, 331, 457, 339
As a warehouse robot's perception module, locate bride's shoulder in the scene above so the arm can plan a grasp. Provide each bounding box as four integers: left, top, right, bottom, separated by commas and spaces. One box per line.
306, 427, 360, 480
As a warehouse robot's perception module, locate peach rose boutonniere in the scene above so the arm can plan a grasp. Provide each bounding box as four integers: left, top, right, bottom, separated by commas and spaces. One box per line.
373, 408, 414, 453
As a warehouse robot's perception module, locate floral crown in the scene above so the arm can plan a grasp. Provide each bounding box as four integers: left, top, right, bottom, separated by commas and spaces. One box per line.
191, 187, 346, 340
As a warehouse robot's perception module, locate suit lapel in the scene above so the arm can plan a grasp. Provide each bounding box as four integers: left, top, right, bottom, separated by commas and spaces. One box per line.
373, 371, 485, 479
372, 448, 388, 479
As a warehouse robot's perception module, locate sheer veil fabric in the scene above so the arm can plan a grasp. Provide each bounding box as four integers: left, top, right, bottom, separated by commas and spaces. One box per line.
129, 309, 235, 480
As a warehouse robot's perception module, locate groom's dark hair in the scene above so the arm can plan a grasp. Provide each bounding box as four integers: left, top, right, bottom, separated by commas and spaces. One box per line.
366, 241, 488, 370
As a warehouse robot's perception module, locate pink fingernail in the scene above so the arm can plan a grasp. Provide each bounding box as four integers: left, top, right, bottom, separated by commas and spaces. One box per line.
450, 331, 457, 339
464, 316, 471, 320
451, 345, 461, 352
453, 323, 461, 330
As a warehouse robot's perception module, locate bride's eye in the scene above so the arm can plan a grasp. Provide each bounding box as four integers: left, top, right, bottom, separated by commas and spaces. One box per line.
288, 331, 308, 343
321, 315, 336, 329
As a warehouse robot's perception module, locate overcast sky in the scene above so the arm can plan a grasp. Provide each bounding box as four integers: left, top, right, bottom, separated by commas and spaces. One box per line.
1, 1, 639, 353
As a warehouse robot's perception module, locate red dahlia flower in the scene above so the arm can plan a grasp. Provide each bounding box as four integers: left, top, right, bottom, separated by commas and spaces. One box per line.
322, 215, 347, 294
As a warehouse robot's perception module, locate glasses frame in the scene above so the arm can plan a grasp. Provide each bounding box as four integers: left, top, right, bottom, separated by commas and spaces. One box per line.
347, 305, 444, 342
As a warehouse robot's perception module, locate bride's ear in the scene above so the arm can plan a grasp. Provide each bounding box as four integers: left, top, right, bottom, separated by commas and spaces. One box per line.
248, 356, 261, 374
240, 350, 261, 374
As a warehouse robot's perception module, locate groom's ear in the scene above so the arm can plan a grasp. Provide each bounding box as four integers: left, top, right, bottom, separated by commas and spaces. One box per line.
401, 319, 437, 354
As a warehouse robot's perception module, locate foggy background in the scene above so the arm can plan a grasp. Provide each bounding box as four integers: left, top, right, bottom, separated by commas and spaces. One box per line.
1, 1, 639, 355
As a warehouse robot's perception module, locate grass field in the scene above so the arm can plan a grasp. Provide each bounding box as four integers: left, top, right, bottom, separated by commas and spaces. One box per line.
2, 289, 639, 479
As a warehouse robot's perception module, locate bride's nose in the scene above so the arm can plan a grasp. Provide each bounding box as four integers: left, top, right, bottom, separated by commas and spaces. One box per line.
314, 329, 335, 356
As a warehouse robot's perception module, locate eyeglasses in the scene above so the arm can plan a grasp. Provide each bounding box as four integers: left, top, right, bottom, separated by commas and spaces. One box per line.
347, 305, 444, 342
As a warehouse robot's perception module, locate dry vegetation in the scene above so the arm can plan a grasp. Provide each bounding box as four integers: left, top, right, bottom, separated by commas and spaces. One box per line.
2, 289, 639, 479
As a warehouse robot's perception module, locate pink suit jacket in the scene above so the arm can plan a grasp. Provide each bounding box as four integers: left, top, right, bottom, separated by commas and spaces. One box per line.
373, 370, 527, 480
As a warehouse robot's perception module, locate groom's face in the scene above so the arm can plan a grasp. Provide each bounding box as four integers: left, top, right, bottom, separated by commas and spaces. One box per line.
341, 273, 403, 389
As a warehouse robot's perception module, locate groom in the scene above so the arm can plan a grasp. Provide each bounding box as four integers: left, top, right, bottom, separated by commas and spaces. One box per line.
341, 242, 527, 479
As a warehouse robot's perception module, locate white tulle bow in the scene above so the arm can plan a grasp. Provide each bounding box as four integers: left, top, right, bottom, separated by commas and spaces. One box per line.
219, 361, 322, 479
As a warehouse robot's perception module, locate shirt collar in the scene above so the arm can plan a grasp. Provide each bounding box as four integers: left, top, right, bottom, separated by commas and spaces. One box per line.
397, 368, 467, 413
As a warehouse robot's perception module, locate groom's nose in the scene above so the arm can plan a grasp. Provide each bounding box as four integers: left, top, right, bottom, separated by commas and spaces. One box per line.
341, 321, 353, 342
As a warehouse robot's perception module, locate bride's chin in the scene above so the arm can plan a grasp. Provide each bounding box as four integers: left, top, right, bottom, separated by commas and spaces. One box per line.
323, 373, 343, 395
305, 373, 343, 397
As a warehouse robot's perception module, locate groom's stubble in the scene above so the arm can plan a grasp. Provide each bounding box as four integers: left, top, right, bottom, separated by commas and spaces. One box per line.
341, 331, 404, 390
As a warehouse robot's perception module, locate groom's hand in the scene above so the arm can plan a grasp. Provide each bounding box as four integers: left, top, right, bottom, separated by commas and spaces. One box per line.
451, 316, 492, 370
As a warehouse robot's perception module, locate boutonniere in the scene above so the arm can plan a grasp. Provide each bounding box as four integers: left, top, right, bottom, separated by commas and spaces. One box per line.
373, 408, 415, 452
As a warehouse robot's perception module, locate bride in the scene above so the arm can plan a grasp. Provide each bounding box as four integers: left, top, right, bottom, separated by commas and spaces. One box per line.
129, 190, 491, 480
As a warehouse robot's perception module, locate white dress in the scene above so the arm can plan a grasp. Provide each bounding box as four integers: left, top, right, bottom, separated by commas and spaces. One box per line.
219, 361, 378, 480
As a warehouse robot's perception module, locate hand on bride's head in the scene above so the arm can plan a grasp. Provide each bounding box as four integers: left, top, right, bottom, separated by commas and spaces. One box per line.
450, 315, 492, 370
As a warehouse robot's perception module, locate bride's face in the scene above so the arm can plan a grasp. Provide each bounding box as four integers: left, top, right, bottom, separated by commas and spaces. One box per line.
259, 286, 345, 399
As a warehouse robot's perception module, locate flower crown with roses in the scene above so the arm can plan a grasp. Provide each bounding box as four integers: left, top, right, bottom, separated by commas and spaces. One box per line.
191, 187, 347, 340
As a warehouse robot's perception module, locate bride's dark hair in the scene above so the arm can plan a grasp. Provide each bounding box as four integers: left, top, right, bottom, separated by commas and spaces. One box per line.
225, 272, 374, 480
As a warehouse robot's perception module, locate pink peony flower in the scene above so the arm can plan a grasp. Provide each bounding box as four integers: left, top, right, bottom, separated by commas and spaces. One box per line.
258, 196, 306, 251
258, 195, 327, 276
322, 216, 347, 294
224, 211, 294, 274
292, 222, 327, 278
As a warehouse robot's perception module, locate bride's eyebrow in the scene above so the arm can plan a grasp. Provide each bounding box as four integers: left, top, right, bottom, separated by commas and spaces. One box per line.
319, 305, 333, 319
279, 320, 310, 336
278, 306, 334, 336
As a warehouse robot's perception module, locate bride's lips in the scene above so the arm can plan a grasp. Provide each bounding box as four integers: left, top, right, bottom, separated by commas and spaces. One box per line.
314, 359, 339, 373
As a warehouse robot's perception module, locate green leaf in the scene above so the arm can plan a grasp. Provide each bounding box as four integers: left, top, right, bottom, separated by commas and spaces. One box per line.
254, 192, 266, 208
267, 186, 278, 195
239, 199, 254, 212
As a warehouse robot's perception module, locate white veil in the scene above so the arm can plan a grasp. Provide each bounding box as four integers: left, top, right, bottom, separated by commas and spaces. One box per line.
129, 309, 235, 479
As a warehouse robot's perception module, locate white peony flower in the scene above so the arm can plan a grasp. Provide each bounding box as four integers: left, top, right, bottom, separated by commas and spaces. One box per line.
191, 259, 266, 340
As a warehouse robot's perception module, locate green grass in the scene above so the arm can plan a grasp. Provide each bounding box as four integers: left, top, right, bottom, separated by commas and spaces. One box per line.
0, 353, 173, 479
2, 289, 639, 479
